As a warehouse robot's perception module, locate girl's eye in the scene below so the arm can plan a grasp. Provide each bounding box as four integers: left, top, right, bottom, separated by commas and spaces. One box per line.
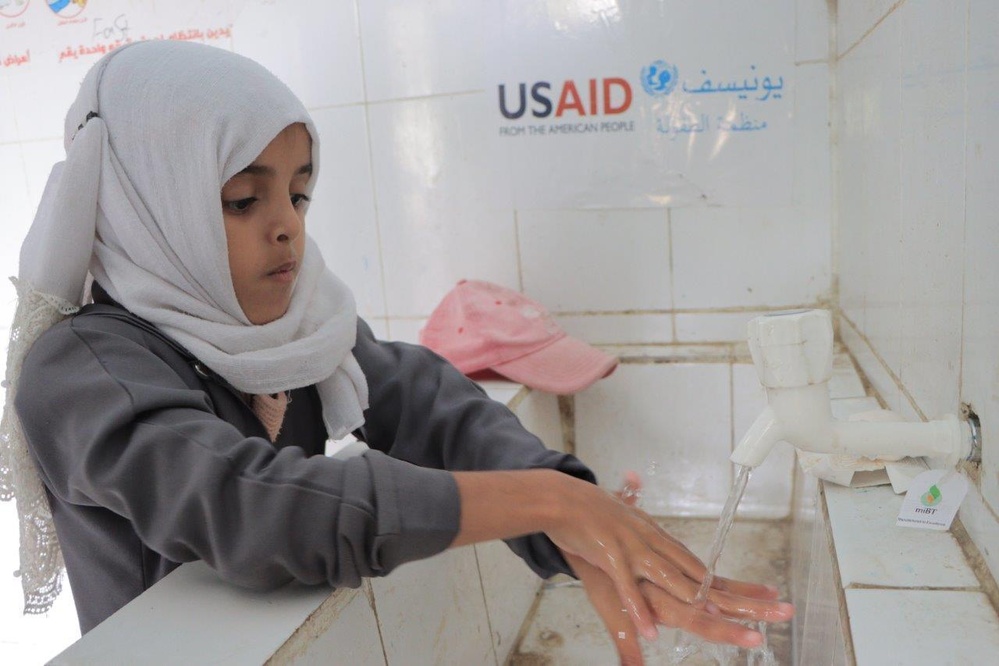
223, 197, 256, 214
291, 193, 311, 208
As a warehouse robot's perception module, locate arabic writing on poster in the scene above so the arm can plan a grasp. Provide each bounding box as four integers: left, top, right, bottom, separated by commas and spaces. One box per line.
656, 111, 768, 136
56, 13, 232, 64
643, 61, 787, 141
1, 48, 29, 67
680, 66, 784, 102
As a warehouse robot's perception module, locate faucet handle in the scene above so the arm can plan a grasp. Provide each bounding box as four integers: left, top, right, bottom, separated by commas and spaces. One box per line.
747, 309, 833, 388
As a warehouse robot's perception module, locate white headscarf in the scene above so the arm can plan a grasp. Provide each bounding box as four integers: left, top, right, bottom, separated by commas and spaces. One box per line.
0, 41, 368, 613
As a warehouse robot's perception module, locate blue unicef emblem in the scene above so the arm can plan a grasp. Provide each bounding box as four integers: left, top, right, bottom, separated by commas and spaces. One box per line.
641, 60, 678, 96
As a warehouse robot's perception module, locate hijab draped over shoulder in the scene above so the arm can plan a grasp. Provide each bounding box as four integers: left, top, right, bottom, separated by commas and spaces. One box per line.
0, 41, 368, 614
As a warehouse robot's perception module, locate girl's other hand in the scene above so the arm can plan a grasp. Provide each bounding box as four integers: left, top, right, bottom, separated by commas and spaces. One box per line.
555, 472, 793, 664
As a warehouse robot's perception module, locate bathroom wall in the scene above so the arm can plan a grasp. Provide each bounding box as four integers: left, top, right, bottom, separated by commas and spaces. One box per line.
0, 0, 831, 660
0, 2, 832, 507
834, 0, 999, 583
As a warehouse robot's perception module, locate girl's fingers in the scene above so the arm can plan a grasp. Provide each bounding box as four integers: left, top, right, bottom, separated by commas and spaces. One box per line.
639, 581, 764, 649
711, 576, 782, 601
639, 555, 791, 621
704, 588, 795, 622
633, 550, 793, 623
567, 553, 645, 666
606, 554, 659, 641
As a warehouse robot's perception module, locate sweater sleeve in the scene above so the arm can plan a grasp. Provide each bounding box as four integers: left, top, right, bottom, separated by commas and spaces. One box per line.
351, 319, 597, 579
14, 317, 461, 591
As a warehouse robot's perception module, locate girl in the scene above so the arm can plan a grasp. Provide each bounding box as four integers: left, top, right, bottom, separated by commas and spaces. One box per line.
1, 40, 790, 663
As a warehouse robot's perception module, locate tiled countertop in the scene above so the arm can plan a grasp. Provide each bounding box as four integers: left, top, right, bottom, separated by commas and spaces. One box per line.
824, 482, 999, 664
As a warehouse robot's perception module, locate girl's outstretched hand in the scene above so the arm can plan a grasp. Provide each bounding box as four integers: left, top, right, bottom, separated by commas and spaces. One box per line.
555, 472, 793, 665
450, 467, 792, 664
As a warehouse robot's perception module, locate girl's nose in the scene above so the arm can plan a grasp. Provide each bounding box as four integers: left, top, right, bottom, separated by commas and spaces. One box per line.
273, 201, 303, 244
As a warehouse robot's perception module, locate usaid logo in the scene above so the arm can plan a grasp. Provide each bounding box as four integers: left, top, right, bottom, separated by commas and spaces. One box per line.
497, 78, 633, 119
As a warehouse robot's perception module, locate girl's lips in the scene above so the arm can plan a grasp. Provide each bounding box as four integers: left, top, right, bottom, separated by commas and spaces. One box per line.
267, 261, 297, 282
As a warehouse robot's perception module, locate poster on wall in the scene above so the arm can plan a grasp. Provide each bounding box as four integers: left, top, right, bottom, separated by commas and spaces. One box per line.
0, 0, 237, 142
490, 0, 795, 209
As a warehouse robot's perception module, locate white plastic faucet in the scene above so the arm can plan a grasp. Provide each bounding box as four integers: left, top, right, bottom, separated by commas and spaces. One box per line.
730, 309, 976, 469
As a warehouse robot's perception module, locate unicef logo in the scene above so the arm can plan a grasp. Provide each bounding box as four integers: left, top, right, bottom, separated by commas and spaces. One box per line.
641, 60, 678, 96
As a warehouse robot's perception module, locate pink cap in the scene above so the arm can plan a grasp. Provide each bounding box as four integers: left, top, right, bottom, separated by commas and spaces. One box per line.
419, 280, 619, 395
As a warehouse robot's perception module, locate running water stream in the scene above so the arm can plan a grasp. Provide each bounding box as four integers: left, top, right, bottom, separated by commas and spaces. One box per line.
669, 464, 776, 665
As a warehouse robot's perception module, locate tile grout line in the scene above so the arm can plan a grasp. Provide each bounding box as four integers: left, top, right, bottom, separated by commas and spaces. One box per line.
838, 0, 906, 61
820, 482, 859, 666
839, 311, 927, 421
956, 0, 970, 407
471, 545, 501, 666
352, 0, 392, 339
666, 208, 677, 343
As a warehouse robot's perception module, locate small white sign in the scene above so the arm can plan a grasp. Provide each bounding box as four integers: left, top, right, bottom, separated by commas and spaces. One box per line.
896, 469, 968, 531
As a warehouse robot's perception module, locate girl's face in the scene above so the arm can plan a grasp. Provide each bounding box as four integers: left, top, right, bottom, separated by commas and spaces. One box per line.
221, 123, 312, 325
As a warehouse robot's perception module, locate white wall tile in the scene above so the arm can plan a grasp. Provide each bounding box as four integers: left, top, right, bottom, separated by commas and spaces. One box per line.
858, 12, 904, 382
796, 493, 848, 666
291, 583, 386, 665
837, 0, 901, 58
361, 317, 389, 341
17, 138, 62, 206
358, 0, 499, 102
829, 352, 867, 399
897, 0, 966, 419
795, 0, 830, 63
834, 37, 869, 329
367, 94, 518, 317
847, 589, 999, 665
0, 71, 19, 144
371, 548, 495, 666
0, 144, 30, 310
6, 58, 87, 142
790, 464, 818, 663
825, 483, 979, 588
733, 363, 794, 519
793, 63, 832, 213
674, 311, 766, 343
0, 501, 79, 664
476, 379, 524, 409
839, 312, 901, 412
554, 313, 673, 345
513, 390, 564, 453
386, 317, 427, 345
518, 209, 670, 313
671, 206, 831, 309
232, 0, 365, 108
959, 482, 999, 588
308, 106, 385, 319
474, 540, 540, 664
575, 363, 732, 516
964, 0, 999, 520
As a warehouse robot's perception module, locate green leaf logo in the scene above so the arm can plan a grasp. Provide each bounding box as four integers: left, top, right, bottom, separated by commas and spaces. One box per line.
921, 484, 942, 507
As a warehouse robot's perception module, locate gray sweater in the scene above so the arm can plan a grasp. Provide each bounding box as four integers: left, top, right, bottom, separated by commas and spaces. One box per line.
15, 287, 594, 633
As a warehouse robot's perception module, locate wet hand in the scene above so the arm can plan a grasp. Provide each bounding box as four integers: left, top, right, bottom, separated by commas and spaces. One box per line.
554, 472, 793, 662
